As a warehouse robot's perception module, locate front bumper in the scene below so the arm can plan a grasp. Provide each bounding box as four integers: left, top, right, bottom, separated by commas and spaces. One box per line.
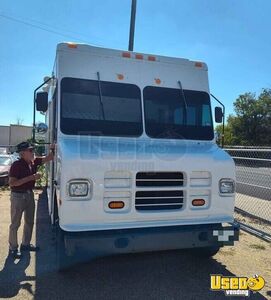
63, 222, 240, 257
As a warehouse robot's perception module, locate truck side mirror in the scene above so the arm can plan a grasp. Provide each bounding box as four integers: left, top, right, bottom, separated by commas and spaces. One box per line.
35, 122, 48, 134
215, 107, 223, 123
36, 92, 48, 112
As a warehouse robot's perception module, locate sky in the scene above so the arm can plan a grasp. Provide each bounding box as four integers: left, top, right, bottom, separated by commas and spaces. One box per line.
1, 0, 271, 126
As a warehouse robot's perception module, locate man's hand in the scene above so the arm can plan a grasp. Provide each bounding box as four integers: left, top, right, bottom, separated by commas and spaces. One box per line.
41, 143, 56, 164
49, 143, 56, 152
32, 173, 42, 180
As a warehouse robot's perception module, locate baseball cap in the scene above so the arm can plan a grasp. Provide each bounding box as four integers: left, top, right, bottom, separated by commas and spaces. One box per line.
16, 141, 35, 153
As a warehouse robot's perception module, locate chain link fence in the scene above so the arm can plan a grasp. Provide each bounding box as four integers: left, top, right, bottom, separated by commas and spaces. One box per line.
225, 146, 271, 237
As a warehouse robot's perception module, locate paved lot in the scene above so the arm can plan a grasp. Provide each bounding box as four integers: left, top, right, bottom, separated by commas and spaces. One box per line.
0, 189, 270, 300
236, 166, 270, 189
236, 166, 271, 201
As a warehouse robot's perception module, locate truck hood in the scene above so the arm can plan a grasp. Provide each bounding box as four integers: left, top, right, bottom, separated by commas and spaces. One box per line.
57, 136, 231, 165
55, 136, 236, 232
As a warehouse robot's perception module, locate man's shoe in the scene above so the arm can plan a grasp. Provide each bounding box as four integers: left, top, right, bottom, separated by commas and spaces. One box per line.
9, 249, 22, 259
20, 244, 40, 252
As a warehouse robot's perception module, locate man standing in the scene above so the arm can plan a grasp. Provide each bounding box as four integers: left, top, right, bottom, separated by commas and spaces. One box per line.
8, 141, 55, 259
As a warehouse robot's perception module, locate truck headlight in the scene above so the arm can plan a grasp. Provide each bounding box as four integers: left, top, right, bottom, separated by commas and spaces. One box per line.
219, 178, 235, 194
68, 180, 91, 198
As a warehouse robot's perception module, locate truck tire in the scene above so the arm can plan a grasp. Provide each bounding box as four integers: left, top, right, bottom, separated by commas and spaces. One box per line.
56, 223, 71, 272
189, 246, 220, 258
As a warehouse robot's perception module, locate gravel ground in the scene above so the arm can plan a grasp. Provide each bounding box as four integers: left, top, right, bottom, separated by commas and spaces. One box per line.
0, 188, 270, 300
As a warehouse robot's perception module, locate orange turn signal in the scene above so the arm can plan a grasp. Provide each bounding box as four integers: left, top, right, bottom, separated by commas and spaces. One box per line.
192, 199, 205, 206
108, 201, 125, 209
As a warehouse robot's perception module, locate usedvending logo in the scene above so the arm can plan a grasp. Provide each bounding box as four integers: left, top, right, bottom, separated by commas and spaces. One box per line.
210, 274, 265, 297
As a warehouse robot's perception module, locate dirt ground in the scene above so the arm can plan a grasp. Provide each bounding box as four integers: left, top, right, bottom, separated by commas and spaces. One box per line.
0, 188, 270, 300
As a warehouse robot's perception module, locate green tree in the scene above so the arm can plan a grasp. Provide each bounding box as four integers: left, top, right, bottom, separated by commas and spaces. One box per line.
216, 89, 271, 146
215, 123, 234, 146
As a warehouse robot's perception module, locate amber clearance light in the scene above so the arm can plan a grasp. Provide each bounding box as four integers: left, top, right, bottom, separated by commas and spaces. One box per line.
108, 201, 125, 209
67, 43, 78, 49
192, 199, 205, 206
135, 54, 143, 59
122, 52, 131, 58
148, 55, 156, 61
195, 61, 203, 68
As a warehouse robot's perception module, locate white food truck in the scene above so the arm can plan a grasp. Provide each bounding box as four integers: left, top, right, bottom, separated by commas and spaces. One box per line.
34, 42, 239, 270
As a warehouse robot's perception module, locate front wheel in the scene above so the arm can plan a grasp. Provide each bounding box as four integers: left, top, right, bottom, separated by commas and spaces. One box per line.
189, 246, 221, 258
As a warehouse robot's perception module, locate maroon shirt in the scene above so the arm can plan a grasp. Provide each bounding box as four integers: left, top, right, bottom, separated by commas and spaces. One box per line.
9, 157, 43, 192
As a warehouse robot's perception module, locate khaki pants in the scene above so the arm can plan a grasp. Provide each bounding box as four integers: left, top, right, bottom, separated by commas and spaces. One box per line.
9, 191, 35, 250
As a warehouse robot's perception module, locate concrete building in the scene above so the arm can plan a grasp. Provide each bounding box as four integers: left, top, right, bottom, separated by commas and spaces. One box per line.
0, 124, 32, 152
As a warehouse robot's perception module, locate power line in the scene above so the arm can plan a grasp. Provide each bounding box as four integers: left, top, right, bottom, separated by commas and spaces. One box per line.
8, 13, 92, 40
0, 13, 92, 44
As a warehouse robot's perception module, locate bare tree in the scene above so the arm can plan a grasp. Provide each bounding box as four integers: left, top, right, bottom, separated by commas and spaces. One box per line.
15, 117, 24, 125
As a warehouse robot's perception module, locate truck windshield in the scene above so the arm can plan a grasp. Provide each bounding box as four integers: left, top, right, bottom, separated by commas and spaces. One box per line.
61, 78, 143, 136
143, 86, 214, 140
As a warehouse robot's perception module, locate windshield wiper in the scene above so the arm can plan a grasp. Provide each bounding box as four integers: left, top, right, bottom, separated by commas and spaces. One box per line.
177, 80, 188, 125
97, 71, 105, 120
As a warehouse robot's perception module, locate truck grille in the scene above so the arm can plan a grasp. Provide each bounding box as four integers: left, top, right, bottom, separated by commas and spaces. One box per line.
135, 190, 184, 211
136, 172, 184, 187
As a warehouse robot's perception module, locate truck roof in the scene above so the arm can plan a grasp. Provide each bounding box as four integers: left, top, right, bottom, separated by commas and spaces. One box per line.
55, 42, 209, 93
56, 42, 208, 70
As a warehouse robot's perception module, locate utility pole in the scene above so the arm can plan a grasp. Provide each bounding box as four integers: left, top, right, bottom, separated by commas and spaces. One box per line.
128, 0, 137, 51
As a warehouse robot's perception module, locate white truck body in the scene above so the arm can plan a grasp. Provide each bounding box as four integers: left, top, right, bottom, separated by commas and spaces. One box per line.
42, 43, 238, 267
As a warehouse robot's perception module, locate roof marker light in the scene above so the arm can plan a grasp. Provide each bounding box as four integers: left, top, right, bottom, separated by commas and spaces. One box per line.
117, 74, 124, 80
195, 62, 203, 68
148, 55, 156, 61
67, 43, 77, 49
122, 52, 131, 58
155, 78, 161, 84
135, 54, 143, 59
